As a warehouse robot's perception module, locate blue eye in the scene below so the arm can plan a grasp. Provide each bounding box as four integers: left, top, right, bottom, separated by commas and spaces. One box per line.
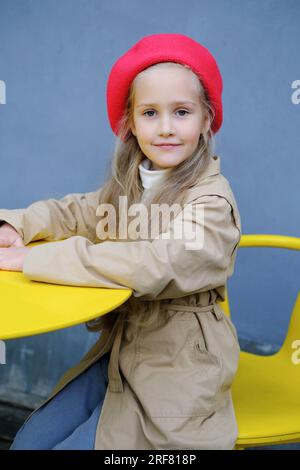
177, 109, 189, 117
143, 109, 190, 117
143, 110, 155, 117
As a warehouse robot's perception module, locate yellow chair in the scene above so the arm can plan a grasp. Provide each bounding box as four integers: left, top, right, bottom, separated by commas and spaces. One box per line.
219, 234, 300, 449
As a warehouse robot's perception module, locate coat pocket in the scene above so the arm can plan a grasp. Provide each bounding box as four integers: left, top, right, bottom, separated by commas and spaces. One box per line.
130, 313, 223, 418
194, 308, 240, 393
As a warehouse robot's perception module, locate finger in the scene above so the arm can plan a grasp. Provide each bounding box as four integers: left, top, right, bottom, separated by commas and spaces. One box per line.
0, 256, 22, 272
0, 264, 18, 272
12, 237, 25, 247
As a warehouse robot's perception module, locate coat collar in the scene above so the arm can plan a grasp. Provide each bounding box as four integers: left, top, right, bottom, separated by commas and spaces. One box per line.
184, 154, 222, 204
139, 154, 221, 194
197, 153, 220, 180
139, 154, 220, 184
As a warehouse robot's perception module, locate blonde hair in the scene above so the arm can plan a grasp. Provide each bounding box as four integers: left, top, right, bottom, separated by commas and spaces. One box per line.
86, 62, 216, 333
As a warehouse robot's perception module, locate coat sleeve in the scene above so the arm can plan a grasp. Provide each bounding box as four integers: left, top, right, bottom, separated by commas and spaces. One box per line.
0, 188, 103, 245
21, 195, 241, 301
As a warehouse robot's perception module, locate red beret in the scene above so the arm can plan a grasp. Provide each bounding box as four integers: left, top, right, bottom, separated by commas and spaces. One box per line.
106, 33, 223, 141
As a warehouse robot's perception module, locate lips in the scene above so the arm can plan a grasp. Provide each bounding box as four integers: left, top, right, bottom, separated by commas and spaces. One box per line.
154, 144, 182, 149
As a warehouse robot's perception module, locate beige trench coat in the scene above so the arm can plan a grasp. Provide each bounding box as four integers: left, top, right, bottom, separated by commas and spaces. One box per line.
0, 155, 242, 450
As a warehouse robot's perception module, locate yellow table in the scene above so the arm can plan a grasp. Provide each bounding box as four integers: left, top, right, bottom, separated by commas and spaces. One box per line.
0, 240, 132, 340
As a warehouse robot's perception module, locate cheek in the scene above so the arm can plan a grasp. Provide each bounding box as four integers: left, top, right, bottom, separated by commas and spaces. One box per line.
180, 118, 202, 141
183, 128, 201, 143
135, 121, 153, 141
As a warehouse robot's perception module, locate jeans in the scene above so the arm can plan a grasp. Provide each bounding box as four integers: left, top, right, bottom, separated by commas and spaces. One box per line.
10, 352, 110, 450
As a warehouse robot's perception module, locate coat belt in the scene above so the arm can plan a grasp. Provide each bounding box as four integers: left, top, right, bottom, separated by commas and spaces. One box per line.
107, 302, 224, 394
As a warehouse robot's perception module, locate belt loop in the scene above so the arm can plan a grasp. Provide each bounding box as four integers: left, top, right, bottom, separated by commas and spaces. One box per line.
212, 303, 224, 321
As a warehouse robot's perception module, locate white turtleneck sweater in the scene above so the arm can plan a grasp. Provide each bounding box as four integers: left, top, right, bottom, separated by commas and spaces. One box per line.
138, 157, 172, 190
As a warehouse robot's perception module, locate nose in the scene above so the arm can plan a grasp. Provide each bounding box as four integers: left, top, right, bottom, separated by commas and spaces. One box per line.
158, 112, 175, 136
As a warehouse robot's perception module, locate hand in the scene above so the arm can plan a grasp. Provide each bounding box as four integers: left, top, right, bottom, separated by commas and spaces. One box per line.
0, 247, 31, 272
0, 223, 25, 247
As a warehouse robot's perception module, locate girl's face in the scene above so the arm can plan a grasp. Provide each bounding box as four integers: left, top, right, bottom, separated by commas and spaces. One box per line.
131, 66, 210, 170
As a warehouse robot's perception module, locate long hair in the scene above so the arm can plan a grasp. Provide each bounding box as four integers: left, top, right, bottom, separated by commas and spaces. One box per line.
86, 61, 216, 332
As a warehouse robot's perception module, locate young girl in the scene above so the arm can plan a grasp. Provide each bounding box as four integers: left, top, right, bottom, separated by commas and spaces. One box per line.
0, 33, 242, 450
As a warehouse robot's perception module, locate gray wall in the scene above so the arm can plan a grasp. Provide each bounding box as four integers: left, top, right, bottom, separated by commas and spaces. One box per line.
0, 0, 299, 405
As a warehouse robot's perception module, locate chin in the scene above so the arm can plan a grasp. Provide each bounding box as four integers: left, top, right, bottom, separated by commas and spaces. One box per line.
153, 159, 173, 168
160, 157, 182, 166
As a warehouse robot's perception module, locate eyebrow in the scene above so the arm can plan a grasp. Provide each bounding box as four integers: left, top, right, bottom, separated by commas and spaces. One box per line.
137, 100, 197, 108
